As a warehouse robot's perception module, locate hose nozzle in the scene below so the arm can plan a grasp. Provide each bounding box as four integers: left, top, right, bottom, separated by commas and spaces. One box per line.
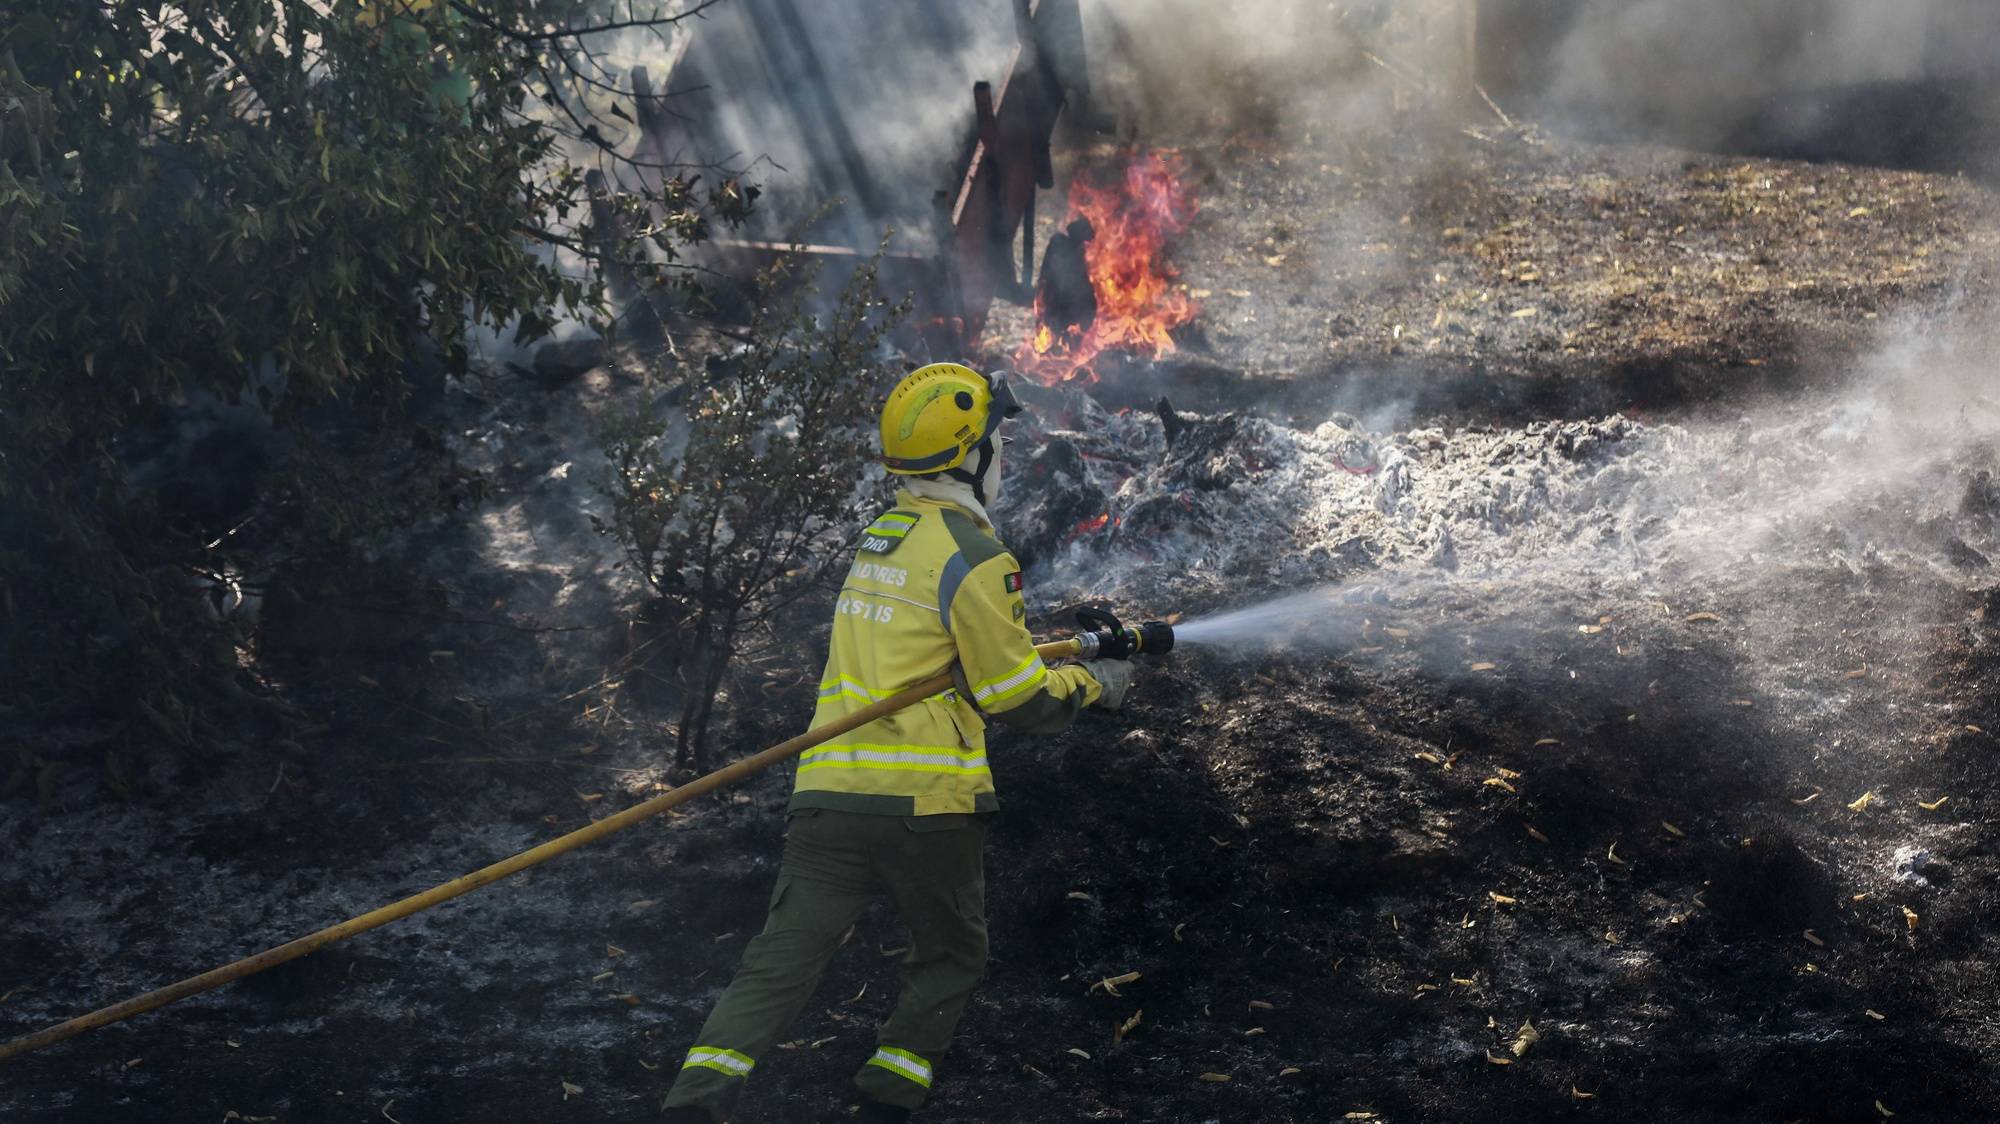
1071, 606, 1175, 660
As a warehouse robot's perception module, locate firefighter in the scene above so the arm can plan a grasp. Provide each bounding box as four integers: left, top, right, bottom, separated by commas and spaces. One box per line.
661, 363, 1134, 1123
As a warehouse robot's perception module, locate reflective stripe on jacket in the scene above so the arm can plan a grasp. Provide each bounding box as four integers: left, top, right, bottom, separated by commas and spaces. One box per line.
791, 489, 1101, 816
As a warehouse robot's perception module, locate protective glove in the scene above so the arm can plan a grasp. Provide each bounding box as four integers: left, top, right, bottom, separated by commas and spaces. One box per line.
1081, 659, 1134, 710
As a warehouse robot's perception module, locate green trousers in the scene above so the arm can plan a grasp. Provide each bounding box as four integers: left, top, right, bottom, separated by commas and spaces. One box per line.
662, 808, 989, 1119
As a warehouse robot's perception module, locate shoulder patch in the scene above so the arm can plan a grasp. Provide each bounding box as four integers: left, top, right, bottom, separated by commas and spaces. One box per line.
859, 510, 920, 555
1004, 571, 1024, 594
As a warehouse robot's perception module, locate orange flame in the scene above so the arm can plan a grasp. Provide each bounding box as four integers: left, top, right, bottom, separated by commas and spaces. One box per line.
1018, 150, 1199, 384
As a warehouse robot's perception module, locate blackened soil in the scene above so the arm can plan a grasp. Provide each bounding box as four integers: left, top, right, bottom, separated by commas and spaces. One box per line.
5, 551, 1997, 1123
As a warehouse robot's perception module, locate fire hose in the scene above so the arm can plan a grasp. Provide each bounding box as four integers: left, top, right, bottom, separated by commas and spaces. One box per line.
0, 616, 1175, 1063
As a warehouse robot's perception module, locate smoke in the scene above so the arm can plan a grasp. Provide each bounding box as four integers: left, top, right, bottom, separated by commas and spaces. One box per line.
1093, 0, 2000, 174
636, 0, 1024, 253
1018, 308, 2000, 696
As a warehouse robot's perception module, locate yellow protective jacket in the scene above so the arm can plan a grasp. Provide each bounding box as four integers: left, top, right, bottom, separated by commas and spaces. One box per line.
792, 490, 1101, 815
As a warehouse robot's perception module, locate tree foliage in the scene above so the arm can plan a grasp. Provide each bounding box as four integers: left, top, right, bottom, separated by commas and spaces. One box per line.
0, 0, 749, 736
601, 257, 908, 768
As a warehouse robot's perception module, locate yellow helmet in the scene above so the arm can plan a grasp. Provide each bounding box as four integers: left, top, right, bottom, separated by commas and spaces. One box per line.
879, 363, 1023, 475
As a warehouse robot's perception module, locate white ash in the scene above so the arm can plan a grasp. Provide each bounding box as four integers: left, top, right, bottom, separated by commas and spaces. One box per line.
998, 361, 2000, 631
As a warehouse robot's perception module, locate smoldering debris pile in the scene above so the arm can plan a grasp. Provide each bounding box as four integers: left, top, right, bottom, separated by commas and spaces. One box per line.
998, 353, 2000, 642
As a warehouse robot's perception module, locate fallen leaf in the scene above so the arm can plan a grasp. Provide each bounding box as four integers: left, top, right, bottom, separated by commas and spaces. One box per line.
606, 944, 626, 958
1244, 1027, 1267, 1038
1865, 1009, 1886, 1020
590, 970, 614, 983
1578, 624, 1603, 634
1249, 1000, 1275, 1010
1850, 206, 1873, 218
1484, 777, 1518, 794
1485, 1051, 1514, 1065
1469, 661, 1498, 672
1918, 796, 1948, 811
1066, 891, 1094, 902
578, 792, 604, 802
1847, 791, 1876, 812
1606, 842, 1626, 865
1846, 667, 1868, 679
1604, 930, 1621, 944
1902, 906, 1919, 932
1090, 971, 1142, 997
1496, 767, 1522, 780
1803, 930, 1825, 947
1489, 891, 1517, 905
1876, 1099, 1894, 1117
1068, 1047, 1093, 1060
1526, 825, 1550, 843
1173, 923, 1186, 943
637, 1058, 660, 1071
629, 900, 657, 910
1662, 821, 1685, 837
1510, 308, 1538, 318
1572, 1086, 1597, 1100
611, 993, 640, 1007
1452, 976, 1478, 986
1343, 1113, 1374, 1120
1792, 789, 1823, 806
1533, 738, 1560, 748
1115, 1009, 1143, 1043
1198, 1072, 1231, 1083
1279, 1066, 1302, 1077
1683, 611, 1723, 624
1383, 627, 1411, 639
561, 1081, 583, 1101
1511, 1020, 1541, 1057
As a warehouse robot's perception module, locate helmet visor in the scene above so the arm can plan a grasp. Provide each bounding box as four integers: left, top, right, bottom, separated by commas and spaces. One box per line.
971, 370, 1024, 451
987, 370, 1024, 421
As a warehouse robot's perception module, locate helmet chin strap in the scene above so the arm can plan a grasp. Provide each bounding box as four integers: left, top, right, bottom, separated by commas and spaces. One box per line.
947, 438, 1001, 508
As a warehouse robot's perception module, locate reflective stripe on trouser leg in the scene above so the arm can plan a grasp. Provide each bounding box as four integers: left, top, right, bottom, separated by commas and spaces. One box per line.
681, 1046, 755, 1077
866, 1046, 934, 1088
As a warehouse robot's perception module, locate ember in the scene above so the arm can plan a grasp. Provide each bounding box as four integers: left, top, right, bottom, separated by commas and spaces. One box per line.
1018, 150, 1199, 384
1067, 512, 1112, 543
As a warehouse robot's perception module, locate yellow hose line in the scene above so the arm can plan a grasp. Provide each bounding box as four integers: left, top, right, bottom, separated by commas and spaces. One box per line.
0, 637, 1086, 1063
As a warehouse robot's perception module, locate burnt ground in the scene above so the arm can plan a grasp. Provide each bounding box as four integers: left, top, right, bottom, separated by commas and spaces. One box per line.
9, 113, 2000, 1124
6, 532, 1997, 1124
